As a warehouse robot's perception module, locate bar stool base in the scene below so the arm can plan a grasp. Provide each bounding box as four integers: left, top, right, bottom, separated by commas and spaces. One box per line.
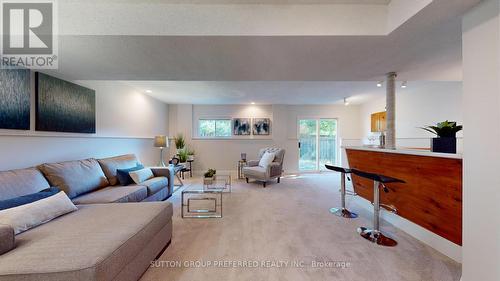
330, 207, 358, 218
357, 227, 397, 247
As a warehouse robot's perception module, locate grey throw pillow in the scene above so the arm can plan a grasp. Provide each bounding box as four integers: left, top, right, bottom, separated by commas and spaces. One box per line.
0, 224, 15, 255
0, 192, 77, 235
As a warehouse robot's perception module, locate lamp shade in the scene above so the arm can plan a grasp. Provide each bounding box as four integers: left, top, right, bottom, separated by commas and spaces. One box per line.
154, 135, 168, 148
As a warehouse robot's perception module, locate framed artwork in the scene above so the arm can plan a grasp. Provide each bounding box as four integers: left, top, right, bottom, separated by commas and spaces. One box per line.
35, 72, 96, 133
233, 118, 251, 135
253, 118, 271, 135
0, 69, 30, 130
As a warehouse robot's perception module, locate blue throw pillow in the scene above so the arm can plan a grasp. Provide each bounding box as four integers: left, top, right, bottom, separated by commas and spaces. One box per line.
0, 187, 60, 211
116, 164, 145, 186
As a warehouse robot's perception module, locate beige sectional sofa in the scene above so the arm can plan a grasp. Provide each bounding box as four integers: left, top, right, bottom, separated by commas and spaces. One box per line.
0, 154, 174, 281
37, 154, 174, 204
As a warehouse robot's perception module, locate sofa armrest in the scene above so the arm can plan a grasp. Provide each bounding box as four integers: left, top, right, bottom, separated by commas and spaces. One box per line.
151, 167, 175, 196
247, 160, 259, 167
268, 162, 283, 178
0, 224, 15, 255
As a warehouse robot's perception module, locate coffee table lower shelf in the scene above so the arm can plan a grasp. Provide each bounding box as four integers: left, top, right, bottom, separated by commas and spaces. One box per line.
181, 189, 223, 218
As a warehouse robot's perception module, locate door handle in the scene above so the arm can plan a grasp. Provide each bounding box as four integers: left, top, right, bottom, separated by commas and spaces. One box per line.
298, 142, 301, 149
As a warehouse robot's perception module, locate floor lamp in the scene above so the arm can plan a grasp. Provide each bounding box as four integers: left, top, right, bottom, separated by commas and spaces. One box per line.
154, 135, 169, 167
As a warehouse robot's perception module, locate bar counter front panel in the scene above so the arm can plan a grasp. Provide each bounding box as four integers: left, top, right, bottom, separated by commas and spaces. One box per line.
345, 148, 462, 245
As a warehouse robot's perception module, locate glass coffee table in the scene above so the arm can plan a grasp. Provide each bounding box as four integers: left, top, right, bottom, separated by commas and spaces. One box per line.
181, 185, 224, 218
204, 173, 232, 193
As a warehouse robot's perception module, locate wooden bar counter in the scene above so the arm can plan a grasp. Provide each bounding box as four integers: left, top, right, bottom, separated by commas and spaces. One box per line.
345, 147, 462, 245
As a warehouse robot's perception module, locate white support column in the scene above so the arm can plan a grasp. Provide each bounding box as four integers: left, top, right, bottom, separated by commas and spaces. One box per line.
462, 1, 500, 280
385, 72, 397, 149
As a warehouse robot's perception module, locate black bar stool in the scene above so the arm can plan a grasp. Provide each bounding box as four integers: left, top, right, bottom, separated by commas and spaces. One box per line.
325, 164, 358, 219
351, 169, 405, 247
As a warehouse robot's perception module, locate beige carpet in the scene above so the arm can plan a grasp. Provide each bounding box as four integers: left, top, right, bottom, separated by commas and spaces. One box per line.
141, 173, 461, 281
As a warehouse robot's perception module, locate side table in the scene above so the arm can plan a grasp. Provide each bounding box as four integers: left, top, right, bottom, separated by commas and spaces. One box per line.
237, 160, 247, 179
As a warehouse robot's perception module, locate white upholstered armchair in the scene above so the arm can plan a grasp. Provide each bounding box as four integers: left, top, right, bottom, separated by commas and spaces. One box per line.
242, 147, 285, 187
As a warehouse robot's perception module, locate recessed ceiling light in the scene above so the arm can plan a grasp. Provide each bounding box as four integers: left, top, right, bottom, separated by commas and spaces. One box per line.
145, 90, 153, 93
344, 97, 350, 106
377, 81, 383, 88
251, 102, 256, 105
401, 81, 407, 88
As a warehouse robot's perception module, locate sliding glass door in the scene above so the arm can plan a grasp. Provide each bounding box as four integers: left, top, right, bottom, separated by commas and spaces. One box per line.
299, 119, 338, 171
299, 119, 317, 171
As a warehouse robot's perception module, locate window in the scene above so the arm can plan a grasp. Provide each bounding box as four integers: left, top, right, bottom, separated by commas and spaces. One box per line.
199, 119, 231, 137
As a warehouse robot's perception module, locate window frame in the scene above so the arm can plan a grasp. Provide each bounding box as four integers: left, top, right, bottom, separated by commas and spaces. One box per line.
198, 118, 232, 138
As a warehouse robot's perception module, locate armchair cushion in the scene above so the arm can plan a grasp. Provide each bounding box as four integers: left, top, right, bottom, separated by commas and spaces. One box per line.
246, 160, 259, 167
242, 166, 267, 180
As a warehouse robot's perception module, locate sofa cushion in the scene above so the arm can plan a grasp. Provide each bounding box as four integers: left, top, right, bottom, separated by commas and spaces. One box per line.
98, 154, 140, 186
0, 187, 60, 211
0, 202, 173, 281
38, 159, 109, 199
0, 224, 15, 255
72, 186, 147, 205
139, 177, 168, 196
116, 164, 144, 186
0, 168, 50, 201
0, 192, 77, 234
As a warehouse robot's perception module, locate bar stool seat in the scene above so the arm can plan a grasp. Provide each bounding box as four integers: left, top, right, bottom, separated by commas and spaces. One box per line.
325, 164, 357, 219
324, 165, 352, 174
351, 169, 405, 247
351, 169, 405, 184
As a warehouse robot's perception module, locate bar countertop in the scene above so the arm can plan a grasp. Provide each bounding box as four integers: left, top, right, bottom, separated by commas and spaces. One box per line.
343, 146, 462, 159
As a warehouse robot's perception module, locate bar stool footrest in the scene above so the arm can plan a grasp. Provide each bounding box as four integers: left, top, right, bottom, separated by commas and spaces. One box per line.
345, 190, 357, 196
357, 227, 398, 247
329, 207, 358, 218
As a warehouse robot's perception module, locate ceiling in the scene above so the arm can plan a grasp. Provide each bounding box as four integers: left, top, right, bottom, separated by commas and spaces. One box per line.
124, 81, 385, 105
49, 0, 477, 82
50, 0, 477, 105
75, 80, 460, 105
163, 0, 393, 4
62, 0, 392, 5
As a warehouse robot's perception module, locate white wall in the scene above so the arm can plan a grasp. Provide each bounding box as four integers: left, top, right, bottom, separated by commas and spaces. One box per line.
462, 1, 500, 280
0, 78, 169, 170
167, 104, 362, 174
359, 82, 463, 149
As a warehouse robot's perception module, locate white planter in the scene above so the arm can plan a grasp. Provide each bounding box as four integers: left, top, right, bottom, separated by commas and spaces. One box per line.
203, 176, 215, 185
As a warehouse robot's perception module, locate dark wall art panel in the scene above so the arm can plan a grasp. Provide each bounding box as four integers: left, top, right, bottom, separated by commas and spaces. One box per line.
253, 118, 271, 135
35, 72, 96, 133
233, 118, 251, 135
0, 69, 30, 130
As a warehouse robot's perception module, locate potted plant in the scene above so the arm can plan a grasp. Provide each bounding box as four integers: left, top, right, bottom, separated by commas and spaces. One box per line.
203, 168, 216, 185
177, 148, 189, 168
420, 120, 462, 154
174, 133, 185, 154
186, 147, 195, 161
